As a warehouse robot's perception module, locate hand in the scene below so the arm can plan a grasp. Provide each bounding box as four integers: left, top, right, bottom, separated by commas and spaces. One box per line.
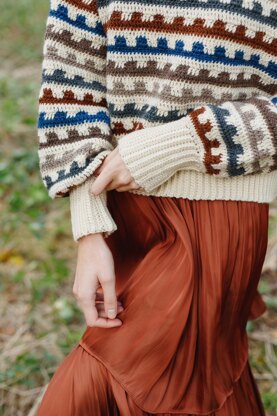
73, 233, 124, 328
91, 146, 142, 195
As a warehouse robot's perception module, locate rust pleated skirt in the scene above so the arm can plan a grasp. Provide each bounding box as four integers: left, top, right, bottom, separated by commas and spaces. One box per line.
38, 190, 270, 416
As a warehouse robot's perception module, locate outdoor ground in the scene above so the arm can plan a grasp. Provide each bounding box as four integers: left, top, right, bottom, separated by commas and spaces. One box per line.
0, 1, 276, 415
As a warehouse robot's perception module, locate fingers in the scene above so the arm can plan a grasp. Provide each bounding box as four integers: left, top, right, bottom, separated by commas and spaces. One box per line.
92, 317, 123, 328
96, 290, 123, 306
100, 272, 119, 319
91, 149, 136, 194
104, 178, 129, 191
78, 294, 99, 327
91, 171, 113, 195
115, 180, 142, 192
73, 235, 124, 329
96, 302, 124, 318
95, 289, 125, 319
75, 293, 123, 328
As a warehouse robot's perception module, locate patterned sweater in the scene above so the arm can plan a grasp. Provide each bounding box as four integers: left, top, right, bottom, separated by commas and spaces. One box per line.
38, 0, 277, 241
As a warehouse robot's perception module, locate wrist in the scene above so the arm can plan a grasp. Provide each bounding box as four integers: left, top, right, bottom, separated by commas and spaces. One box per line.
78, 232, 104, 244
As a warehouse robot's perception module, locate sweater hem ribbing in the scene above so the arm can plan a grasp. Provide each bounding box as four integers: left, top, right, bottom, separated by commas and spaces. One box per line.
125, 169, 277, 204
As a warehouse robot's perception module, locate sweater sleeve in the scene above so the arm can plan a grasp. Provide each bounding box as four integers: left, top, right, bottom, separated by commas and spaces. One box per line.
37, 0, 117, 241
117, 95, 277, 193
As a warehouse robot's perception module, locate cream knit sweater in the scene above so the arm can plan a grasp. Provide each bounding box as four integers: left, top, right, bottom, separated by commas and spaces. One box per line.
38, 0, 277, 241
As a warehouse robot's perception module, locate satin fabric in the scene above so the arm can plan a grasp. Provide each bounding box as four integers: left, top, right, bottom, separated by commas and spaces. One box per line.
38, 190, 269, 415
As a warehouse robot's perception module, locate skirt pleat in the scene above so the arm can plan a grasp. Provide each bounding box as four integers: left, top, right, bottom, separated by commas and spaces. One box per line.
38, 190, 269, 416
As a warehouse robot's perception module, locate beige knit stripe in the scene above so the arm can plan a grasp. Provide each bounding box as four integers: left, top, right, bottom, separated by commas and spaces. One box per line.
102, 1, 276, 22
39, 103, 109, 116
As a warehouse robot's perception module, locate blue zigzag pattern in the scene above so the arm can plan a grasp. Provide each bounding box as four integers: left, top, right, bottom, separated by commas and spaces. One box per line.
109, 36, 277, 78
38, 110, 110, 129
42, 69, 106, 93
50, 4, 105, 37
43, 157, 96, 191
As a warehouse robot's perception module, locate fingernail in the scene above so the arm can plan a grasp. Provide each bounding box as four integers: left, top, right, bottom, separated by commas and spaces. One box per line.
108, 308, 116, 318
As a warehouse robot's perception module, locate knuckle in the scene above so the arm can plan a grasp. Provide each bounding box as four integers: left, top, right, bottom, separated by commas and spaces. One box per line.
122, 178, 130, 185
118, 174, 130, 185
75, 292, 90, 303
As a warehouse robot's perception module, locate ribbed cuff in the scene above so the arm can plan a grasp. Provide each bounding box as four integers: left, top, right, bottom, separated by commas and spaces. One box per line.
69, 176, 117, 242
117, 116, 201, 192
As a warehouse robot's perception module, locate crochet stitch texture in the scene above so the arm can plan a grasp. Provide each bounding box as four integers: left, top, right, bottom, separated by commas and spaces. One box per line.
38, 0, 277, 241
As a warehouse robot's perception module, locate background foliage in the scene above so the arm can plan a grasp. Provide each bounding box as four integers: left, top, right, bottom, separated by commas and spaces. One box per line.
0, 1, 276, 415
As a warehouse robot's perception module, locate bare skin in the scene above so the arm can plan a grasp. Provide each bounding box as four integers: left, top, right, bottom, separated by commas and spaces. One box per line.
73, 146, 141, 328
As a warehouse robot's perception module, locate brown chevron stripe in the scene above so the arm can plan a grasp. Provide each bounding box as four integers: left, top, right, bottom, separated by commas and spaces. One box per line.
45, 26, 106, 58
39, 89, 107, 107
39, 127, 111, 149
45, 49, 105, 77
66, 0, 98, 13
40, 78, 260, 112
109, 87, 250, 110
106, 11, 277, 54
112, 120, 145, 137
40, 142, 107, 171
106, 60, 276, 94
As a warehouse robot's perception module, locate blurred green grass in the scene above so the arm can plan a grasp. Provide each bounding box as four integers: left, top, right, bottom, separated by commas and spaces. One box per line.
0, 1, 276, 415
0, 0, 49, 65
0, 2, 87, 414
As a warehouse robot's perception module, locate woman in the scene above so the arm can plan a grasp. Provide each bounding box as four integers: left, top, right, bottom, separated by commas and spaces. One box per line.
37, 0, 277, 414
